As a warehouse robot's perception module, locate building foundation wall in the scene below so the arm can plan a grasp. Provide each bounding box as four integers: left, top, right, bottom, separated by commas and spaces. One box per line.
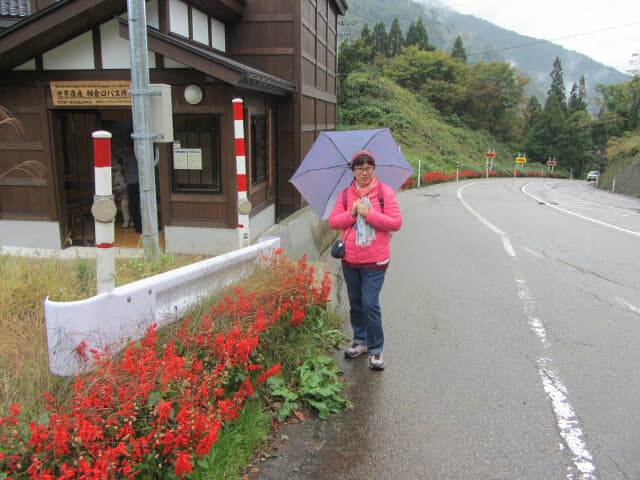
0, 220, 62, 249
164, 204, 276, 255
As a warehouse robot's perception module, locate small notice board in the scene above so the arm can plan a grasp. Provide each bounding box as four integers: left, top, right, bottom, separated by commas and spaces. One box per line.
173, 148, 203, 170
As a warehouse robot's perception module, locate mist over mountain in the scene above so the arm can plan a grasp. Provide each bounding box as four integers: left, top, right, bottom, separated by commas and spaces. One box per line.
341, 0, 631, 101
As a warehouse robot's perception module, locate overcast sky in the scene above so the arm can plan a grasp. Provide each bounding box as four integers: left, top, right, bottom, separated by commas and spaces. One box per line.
428, 0, 640, 74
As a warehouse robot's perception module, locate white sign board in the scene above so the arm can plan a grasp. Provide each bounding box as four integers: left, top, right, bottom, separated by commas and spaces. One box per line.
173, 148, 202, 170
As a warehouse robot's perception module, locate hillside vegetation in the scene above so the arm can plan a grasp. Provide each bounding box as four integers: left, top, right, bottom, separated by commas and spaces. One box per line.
600, 131, 640, 196
337, 68, 538, 175
342, 0, 631, 102
337, 4, 640, 186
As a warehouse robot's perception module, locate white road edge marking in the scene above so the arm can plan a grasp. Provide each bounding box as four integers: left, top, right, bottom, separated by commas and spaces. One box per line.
456, 183, 516, 258
538, 358, 598, 480
458, 182, 599, 479
522, 183, 640, 238
616, 297, 640, 315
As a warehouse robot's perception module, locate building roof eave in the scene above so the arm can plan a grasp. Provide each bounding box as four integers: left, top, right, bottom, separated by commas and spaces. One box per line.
117, 17, 296, 97
331, 0, 348, 16
0, 0, 126, 71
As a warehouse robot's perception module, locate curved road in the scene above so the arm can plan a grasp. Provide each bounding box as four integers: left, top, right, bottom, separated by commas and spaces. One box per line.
251, 178, 640, 480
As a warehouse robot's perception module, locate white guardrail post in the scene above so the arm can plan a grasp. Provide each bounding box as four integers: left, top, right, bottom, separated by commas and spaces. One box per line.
44, 237, 280, 376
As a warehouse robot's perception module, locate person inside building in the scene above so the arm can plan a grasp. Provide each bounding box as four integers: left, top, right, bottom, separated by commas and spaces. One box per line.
120, 141, 142, 233
113, 159, 131, 228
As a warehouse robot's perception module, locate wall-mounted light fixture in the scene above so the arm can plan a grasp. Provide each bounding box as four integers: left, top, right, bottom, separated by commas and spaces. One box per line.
184, 84, 203, 105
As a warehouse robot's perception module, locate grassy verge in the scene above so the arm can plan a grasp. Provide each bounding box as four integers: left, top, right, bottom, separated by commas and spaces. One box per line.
193, 400, 272, 480
0, 253, 207, 422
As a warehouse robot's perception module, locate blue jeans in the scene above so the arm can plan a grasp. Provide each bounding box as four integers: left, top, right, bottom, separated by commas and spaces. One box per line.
342, 266, 387, 354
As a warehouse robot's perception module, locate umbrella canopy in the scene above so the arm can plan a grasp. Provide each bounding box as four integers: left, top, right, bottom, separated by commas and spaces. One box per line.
290, 128, 414, 220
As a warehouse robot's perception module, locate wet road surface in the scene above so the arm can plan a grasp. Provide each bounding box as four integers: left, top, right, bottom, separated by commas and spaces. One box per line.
248, 179, 640, 480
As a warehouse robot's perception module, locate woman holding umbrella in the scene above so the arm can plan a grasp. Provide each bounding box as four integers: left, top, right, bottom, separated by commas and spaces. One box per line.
328, 150, 403, 370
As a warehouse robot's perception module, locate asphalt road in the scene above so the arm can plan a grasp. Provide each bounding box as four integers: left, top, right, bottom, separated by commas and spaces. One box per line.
249, 178, 640, 480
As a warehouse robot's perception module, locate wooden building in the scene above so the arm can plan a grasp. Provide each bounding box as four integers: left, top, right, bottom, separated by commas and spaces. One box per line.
0, 0, 347, 254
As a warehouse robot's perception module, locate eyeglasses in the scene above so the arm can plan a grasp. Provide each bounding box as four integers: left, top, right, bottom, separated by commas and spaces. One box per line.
353, 166, 374, 173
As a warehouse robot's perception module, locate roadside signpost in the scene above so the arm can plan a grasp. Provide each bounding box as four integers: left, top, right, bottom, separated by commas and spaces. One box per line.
456, 160, 460, 183
547, 157, 556, 175
515, 154, 526, 178
485, 149, 495, 178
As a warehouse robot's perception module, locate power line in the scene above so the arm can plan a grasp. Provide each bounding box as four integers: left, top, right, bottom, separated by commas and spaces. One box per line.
466, 21, 640, 57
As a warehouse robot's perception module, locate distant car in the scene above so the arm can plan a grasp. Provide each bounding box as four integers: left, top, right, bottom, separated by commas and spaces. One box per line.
586, 171, 600, 182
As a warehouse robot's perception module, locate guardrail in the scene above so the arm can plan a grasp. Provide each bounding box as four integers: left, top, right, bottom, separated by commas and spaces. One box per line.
44, 236, 280, 376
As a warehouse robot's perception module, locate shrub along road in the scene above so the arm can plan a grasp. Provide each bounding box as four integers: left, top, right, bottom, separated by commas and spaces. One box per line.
248, 178, 640, 480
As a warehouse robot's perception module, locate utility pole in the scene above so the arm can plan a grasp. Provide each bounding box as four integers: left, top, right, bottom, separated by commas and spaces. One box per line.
127, 0, 160, 258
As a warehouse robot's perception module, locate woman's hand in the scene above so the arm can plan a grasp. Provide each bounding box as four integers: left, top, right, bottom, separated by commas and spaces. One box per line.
352, 199, 369, 217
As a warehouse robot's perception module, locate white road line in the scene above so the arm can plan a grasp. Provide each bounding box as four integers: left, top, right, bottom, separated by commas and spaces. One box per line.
521, 246, 545, 260
458, 182, 599, 479
515, 276, 550, 348
616, 297, 640, 315
501, 235, 516, 258
538, 358, 598, 480
457, 183, 504, 235
544, 182, 634, 215
522, 183, 640, 238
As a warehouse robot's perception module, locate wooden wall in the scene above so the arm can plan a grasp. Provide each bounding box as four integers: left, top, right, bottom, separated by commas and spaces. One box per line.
0, 79, 58, 224
0, 64, 284, 238
229, 0, 341, 219
1, 0, 343, 241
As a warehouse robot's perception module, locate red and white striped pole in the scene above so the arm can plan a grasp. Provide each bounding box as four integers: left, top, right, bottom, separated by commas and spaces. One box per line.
92, 130, 116, 294
233, 98, 251, 248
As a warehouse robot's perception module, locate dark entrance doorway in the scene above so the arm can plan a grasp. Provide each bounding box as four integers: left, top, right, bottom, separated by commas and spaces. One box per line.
53, 108, 163, 248
53, 109, 138, 247
53, 110, 100, 246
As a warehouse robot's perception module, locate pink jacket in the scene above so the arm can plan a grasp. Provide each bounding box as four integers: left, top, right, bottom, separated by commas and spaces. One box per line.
328, 182, 402, 266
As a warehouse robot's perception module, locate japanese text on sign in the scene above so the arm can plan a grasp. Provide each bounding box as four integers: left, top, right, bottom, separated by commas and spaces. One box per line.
50, 81, 132, 106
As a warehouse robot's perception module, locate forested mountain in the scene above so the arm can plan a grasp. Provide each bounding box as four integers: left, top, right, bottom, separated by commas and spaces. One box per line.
341, 0, 631, 100
337, 0, 639, 185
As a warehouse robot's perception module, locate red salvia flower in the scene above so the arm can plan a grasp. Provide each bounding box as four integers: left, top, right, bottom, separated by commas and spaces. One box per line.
174, 451, 193, 477
0, 251, 333, 478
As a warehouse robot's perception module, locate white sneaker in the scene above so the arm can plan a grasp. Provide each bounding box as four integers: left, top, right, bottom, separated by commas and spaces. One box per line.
344, 342, 368, 359
122, 222, 129, 228
368, 352, 385, 370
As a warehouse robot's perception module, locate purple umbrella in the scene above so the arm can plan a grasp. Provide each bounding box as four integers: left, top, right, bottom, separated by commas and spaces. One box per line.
290, 128, 414, 220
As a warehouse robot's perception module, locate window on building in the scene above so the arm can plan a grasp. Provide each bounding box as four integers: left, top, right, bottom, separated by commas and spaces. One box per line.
172, 114, 221, 193
251, 114, 267, 185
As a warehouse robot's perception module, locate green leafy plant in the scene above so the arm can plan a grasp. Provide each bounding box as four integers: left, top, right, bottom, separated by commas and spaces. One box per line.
267, 376, 300, 422
296, 356, 351, 420
268, 355, 351, 421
